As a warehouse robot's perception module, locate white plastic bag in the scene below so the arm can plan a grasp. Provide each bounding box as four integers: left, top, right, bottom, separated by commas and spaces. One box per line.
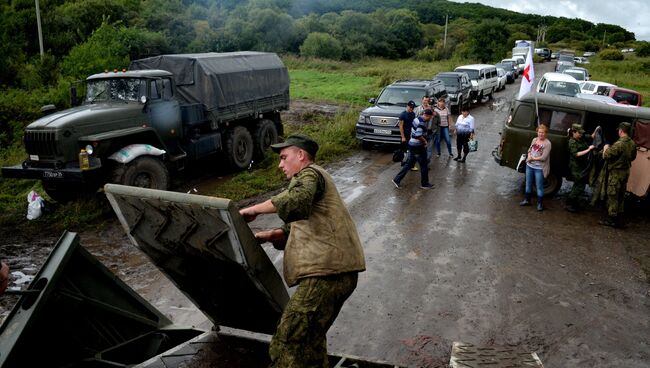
26, 190, 44, 220
108, 144, 166, 164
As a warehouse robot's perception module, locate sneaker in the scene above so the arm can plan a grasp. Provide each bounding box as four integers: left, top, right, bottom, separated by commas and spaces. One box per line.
449, 153, 454, 157
453, 156, 461, 161
411, 166, 419, 171
391, 179, 400, 188
537, 203, 543, 211
420, 184, 434, 190
519, 199, 531, 206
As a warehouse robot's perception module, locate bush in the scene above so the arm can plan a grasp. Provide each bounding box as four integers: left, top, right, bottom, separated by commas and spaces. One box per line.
636, 42, 650, 57
599, 49, 624, 60
300, 32, 343, 61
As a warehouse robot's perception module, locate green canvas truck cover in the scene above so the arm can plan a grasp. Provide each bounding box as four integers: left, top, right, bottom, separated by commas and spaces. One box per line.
128, 52, 290, 113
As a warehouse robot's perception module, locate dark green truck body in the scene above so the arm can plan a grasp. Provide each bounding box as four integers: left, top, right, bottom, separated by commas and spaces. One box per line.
1, 52, 289, 201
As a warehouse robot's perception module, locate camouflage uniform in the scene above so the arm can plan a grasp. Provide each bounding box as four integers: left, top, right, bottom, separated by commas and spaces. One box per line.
567, 135, 592, 206
269, 166, 364, 367
593, 135, 636, 220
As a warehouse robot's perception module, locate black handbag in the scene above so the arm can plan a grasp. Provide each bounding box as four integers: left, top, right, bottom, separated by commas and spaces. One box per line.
392, 149, 405, 162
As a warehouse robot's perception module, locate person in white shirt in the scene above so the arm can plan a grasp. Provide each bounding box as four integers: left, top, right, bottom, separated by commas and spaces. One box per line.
454, 106, 475, 163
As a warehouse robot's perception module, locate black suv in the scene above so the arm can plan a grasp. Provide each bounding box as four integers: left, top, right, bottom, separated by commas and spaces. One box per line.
356, 80, 447, 146
434, 72, 472, 113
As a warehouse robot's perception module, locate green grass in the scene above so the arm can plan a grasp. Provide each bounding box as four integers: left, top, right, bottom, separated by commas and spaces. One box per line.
289, 69, 377, 105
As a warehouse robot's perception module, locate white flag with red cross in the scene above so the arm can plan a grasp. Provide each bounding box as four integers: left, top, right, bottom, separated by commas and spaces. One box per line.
518, 47, 535, 99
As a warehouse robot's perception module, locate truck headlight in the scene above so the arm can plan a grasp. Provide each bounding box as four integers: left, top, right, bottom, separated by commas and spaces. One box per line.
85, 144, 94, 155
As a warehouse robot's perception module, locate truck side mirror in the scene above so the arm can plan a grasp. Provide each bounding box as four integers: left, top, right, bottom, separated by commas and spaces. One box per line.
369, 98, 376, 104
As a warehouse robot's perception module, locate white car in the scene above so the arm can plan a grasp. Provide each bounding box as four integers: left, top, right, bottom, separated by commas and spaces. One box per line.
562, 67, 589, 81
579, 81, 617, 95
496, 68, 507, 91
575, 93, 617, 104
536, 72, 581, 97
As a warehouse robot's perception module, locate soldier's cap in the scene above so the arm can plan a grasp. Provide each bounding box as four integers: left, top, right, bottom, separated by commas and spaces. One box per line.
407, 100, 416, 108
271, 134, 319, 157
618, 122, 632, 131
571, 124, 585, 134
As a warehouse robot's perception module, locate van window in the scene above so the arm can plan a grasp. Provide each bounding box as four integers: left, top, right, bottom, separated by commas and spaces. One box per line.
456, 69, 479, 80
512, 104, 535, 128
539, 108, 581, 132
490, 69, 496, 78
612, 91, 639, 106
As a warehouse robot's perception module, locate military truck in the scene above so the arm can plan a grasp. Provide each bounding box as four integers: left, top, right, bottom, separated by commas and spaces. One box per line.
493, 92, 650, 197
1, 52, 289, 202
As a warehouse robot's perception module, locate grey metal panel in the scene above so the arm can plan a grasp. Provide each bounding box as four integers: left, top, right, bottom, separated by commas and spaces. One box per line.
449, 342, 544, 367
104, 184, 289, 335
0, 231, 176, 368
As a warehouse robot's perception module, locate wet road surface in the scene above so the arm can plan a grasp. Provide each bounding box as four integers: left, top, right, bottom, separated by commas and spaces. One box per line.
2, 61, 649, 367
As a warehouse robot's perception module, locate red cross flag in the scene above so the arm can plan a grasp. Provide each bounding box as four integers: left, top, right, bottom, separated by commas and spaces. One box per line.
517, 46, 535, 99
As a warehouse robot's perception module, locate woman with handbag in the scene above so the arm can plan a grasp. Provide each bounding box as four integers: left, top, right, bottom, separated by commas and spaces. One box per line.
520, 124, 552, 211
454, 106, 475, 163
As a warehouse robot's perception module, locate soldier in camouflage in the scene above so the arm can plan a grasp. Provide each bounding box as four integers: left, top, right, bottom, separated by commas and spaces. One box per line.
592, 122, 637, 227
239, 134, 366, 368
566, 124, 596, 212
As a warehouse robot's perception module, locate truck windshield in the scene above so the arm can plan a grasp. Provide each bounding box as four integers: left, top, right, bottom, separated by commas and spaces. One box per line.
86, 78, 144, 103
436, 76, 459, 88
376, 87, 425, 106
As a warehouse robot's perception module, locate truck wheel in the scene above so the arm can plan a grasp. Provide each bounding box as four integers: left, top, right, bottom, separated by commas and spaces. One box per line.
226, 126, 254, 170
121, 156, 169, 190
42, 181, 81, 203
253, 119, 278, 158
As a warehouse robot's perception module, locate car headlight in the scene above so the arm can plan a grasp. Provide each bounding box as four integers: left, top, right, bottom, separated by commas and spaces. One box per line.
85, 144, 94, 155
357, 115, 367, 124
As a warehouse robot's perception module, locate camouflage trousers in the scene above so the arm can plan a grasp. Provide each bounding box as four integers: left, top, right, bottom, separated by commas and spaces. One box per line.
606, 172, 628, 217
568, 175, 588, 203
269, 272, 358, 368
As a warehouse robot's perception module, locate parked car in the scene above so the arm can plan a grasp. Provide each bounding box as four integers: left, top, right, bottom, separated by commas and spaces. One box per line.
562, 67, 590, 81
512, 55, 526, 74
583, 51, 596, 57
500, 59, 520, 77
454, 64, 499, 102
356, 79, 447, 146
551, 52, 558, 59
575, 93, 617, 104
434, 71, 472, 113
536, 72, 581, 97
496, 68, 508, 91
535, 48, 552, 61
495, 63, 516, 83
603, 86, 643, 106
555, 53, 575, 72
579, 81, 617, 95
573, 56, 590, 64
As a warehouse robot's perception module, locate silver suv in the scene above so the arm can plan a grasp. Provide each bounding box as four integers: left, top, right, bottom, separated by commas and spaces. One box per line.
356, 80, 447, 146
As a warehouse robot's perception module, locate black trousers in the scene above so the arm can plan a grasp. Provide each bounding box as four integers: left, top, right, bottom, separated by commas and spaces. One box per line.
456, 131, 471, 156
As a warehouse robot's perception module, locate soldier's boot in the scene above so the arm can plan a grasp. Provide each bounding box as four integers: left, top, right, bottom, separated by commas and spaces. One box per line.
565, 199, 578, 213
599, 216, 617, 227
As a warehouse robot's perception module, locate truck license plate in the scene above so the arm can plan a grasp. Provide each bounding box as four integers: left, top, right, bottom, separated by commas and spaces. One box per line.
43, 171, 63, 179
373, 129, 392, 135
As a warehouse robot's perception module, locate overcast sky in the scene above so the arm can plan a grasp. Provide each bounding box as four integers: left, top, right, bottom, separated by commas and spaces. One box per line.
449, 0, 650, 41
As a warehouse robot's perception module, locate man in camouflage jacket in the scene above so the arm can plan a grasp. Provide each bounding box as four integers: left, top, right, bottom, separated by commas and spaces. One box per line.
593, 122, 637, 227
566, 124, 595, 212
240, 134, 366, 367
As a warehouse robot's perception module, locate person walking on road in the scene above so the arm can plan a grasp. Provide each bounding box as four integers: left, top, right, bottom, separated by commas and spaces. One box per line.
433, 97, 453, 157
453, 106, 475, 163
593, 122, 637, 227
415, 96, 438, 162
392, 109, 434, 189
239, 134, 366, 367
520, 124, 552, 211
566, 124, 596, 212
399, 101, 417, 168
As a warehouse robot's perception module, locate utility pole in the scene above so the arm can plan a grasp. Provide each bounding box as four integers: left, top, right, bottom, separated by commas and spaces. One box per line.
35, 0, 44, 58
602, 29, 607, 47
443, 14, 449, 48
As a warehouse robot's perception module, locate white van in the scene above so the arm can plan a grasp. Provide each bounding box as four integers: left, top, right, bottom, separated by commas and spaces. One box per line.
454, 64, 498, 102
536, 72, 581, 97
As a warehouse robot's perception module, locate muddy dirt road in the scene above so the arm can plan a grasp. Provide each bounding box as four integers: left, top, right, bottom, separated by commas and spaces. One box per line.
2, 61, 649, 367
